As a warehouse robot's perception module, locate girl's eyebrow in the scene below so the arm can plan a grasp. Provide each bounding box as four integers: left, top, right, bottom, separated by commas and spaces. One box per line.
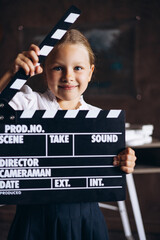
50, 61, 86, 66
74, 62, 85, 65
51, 60, 63, 64
48, 60, 64, 67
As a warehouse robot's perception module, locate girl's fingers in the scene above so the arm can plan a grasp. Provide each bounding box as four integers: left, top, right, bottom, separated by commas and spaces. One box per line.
120, 158, 136, 168
35, 65, 43, 74
29, 44, 40, 56
113, 147, 137, 174
113, 157, 136, 174
15, 54, 35, 76
24, 50, 39, 66
113, 154, 136, 166
8, 44, 41, 80
11, 64, 20, 75
120, 166, 135, 174
13, 44, 40, 76
118, 154, 137, 163
119, 147, 135, 156
15, 47, 40, 76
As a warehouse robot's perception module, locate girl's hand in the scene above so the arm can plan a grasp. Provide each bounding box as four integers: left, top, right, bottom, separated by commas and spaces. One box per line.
113, 147, 136, 174
0, 44, 43, 92
12, 44, 43, 76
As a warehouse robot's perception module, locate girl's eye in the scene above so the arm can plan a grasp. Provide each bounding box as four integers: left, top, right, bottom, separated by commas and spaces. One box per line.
75, 66, 82, 71
53, 66, 63, 71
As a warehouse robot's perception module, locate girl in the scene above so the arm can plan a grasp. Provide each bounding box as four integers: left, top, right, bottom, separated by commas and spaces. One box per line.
1, 29, 136, 240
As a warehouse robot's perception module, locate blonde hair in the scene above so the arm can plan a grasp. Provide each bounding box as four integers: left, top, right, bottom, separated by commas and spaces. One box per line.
52, 29, 95, 65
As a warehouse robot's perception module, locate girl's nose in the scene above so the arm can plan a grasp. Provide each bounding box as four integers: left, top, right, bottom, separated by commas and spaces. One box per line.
62, 68, 74, 82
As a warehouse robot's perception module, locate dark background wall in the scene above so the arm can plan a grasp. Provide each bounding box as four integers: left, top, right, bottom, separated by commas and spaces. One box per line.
0, 1, 160, 239
0, 0, 160, 139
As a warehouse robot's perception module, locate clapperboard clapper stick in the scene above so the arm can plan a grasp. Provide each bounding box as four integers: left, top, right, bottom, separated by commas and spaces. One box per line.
0, 6, 126, 205
0, 5, 81, 105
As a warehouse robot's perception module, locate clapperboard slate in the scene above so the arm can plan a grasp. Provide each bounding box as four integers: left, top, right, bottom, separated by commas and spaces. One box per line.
0, 6, 126, 204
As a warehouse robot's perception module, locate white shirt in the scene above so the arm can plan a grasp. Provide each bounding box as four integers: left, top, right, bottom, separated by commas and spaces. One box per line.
9, 85, 100, 111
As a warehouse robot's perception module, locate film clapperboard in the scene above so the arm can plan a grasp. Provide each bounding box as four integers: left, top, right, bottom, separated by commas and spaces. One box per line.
0, 6, 126, 205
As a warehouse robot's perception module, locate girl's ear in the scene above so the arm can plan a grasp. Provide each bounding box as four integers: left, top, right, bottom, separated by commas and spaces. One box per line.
88, 64, 95, 82
91, 64, 95, 73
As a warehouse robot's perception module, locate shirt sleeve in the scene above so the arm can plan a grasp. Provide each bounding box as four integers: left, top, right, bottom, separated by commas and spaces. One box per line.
9, 85, 40, 110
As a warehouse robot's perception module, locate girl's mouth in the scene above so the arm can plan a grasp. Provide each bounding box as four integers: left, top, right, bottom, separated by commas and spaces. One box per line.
59, 85, 77, 90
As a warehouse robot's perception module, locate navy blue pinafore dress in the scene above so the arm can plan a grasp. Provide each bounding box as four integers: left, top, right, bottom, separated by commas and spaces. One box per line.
7, 202, 109, 240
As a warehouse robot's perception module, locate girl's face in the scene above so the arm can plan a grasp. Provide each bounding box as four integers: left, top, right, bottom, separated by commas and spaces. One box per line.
44, 43, 94, 110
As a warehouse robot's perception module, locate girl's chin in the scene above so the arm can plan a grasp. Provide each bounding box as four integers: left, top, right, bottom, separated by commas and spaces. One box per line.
56, 96, 80, 104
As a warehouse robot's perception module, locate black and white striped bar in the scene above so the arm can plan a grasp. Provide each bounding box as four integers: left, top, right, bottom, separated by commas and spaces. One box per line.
0, 110, 126, 204
0, 5, 81, 103
19, 109, 122, 119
